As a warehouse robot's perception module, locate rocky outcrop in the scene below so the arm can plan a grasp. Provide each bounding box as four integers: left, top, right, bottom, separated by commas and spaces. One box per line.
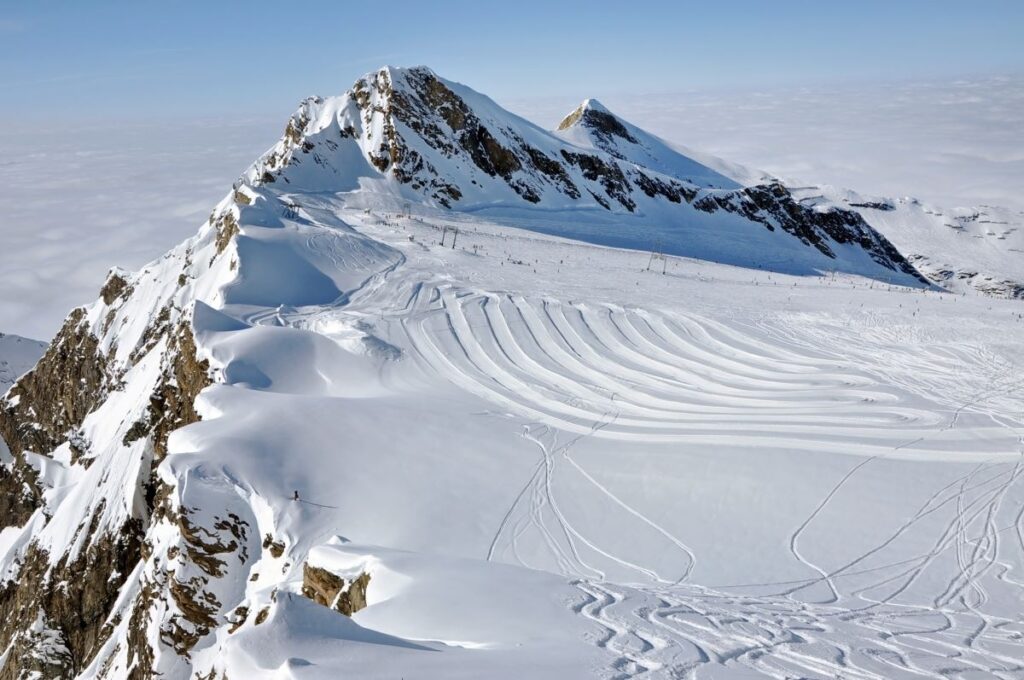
99, 270, 132, 306
694, 182, 928, 281
560, 150, 635, 211
149, 323, 210, 462
213, 211, 240, 256
908, 254, 1024, 299
558, 100, 638, 153
0, 240, 217, 677
0, 307, 115, 531
0, 308, 111, 463
0, 453, 41, 529
0, 513, 144, 679
301, 564, 370, 616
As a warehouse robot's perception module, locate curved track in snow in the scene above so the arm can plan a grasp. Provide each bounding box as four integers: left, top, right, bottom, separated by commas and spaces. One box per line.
388, 282, 1024, 678
400, 283, 1016, 457
235, 206, 1024, 679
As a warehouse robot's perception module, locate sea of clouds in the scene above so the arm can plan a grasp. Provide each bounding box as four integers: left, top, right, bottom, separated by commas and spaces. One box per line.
511, 74, 1024, 212
0, 117, 279, 339
1, 74, 1020, 340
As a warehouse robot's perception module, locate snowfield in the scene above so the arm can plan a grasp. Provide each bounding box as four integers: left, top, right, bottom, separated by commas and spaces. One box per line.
1, 66, 1023, 679
80, 193, 1024, 678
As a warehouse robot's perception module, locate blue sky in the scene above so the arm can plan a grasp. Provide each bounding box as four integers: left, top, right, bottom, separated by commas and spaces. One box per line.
1, 0, 1022, 121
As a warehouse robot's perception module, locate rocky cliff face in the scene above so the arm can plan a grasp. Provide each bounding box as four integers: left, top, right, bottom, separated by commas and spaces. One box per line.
0, 197, 238, 677
693, 183, 928, 282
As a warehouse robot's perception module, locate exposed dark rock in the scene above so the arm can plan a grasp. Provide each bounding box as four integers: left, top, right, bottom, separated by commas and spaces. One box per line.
561, 151, 635, 211
163, 573, 219, 656
301, 564, 370, 616
0, 450, 42, 528
228, 605, 248, 634
122, 419, 150, 446
0, 515, 143, 679
558, 104, 638, 152
125, 571, 159, 679
525, 146, 580, 199
0, 255, 215, 676
633, 172, 696, 204
849, 201, 895, 211
458, 123, 521, 179
128, 305, 170, 367
262, 533, 285, 559
588, 189, 611, 210
694, 182, 927, 282
213, 211, 240, 255
149, 322, 211, 463
352, 68, 551, 207
0, 308, 109, 463
100, 270, 131, 306
151, 509, 250, 660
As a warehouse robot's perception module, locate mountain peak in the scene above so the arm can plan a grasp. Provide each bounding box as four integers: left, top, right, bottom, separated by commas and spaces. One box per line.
239, 64, 920, 283
373, 64, 436, 83
556, 99, 630, 140
575, 98, 612, 116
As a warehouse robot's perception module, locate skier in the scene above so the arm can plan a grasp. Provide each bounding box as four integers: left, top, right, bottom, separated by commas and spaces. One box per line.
293, 490, 299, 501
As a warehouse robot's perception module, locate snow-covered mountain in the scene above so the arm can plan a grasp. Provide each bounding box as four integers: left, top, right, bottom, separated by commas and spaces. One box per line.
0, 333, 45, 394
246, 66, 929, 284
1, 66, 1022, 679
242, 65, 1024, 297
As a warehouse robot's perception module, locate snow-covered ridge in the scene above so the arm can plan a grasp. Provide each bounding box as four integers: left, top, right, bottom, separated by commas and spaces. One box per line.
240, 65, 1023, 298
241, 65, 930, 285
555, 98, 741, 189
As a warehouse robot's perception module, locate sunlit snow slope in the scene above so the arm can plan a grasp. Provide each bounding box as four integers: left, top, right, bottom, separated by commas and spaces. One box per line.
1, 66, 1023, 680
0, 333, 45, 393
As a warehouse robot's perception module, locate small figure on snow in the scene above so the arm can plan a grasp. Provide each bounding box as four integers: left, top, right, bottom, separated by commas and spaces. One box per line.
293, 490, 299, 501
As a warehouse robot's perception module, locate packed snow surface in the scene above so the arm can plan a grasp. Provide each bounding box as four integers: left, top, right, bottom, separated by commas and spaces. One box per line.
78, 184, 1024, 678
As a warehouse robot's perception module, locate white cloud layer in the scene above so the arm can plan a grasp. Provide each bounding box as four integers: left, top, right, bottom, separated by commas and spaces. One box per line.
0, 118, 280, 339
507, 74, 1024, 212
1, 75, 1020, 341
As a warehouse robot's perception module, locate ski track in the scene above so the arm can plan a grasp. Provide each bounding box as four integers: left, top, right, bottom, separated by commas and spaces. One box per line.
248, 210, 1024, 679
394, 282, 1024, 678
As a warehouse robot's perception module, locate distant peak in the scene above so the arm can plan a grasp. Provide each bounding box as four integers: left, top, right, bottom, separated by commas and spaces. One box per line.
369, 64, 436, 84
557, 99, 636, 143
390, 64, 433, 75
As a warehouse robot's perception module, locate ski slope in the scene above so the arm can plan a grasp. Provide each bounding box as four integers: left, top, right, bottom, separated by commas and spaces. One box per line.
57, 183, 1023, 678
